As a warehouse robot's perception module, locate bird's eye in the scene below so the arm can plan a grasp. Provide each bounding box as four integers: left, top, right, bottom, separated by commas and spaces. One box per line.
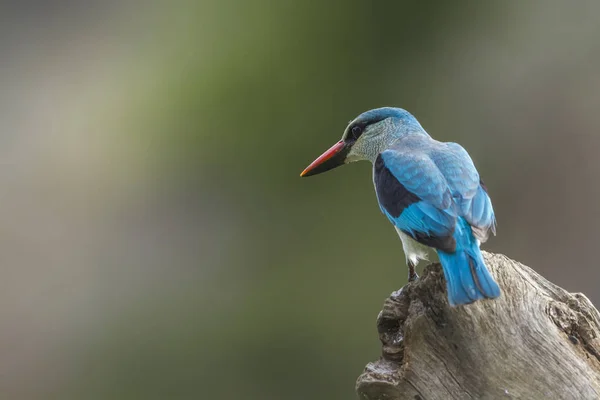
351, 125, 362, 139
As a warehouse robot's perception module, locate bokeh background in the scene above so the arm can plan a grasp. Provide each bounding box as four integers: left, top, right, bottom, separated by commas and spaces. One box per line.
1, 1, 599, 399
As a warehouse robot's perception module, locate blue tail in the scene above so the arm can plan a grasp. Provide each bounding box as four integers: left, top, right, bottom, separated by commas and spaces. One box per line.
437, 219, 501, 306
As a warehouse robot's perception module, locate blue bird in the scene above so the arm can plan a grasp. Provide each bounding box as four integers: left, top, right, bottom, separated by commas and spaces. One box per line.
300, 107, 501, 306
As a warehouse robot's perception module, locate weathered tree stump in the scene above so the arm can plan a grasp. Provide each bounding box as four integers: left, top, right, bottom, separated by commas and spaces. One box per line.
356, 252, 600, 399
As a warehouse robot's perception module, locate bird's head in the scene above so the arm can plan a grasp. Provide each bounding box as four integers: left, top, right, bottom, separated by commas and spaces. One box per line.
300, 107, 425, 177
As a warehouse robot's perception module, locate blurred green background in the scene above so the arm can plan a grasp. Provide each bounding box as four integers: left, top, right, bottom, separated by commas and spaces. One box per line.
1, 1, 600, 399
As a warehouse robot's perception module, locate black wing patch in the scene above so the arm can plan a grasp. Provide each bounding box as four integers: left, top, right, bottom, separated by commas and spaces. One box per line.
374, 155, 420, 218
374, 154, 457, 253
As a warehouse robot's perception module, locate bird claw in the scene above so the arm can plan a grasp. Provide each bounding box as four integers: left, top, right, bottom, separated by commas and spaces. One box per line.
408, 261, 419, 283
408, 271, 419, 282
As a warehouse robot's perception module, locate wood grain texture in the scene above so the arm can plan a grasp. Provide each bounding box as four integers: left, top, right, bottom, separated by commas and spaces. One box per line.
356, 252, 600, 400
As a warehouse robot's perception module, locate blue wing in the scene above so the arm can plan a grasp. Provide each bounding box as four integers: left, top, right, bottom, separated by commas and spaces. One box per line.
431, 143, 496, 241
374, 149, 457, 252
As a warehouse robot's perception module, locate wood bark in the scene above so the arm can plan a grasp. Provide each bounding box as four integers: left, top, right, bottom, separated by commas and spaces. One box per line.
356, 252, 600, 400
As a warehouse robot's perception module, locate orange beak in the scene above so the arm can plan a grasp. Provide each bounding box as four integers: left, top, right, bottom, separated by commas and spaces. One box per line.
300, 140, 350, 177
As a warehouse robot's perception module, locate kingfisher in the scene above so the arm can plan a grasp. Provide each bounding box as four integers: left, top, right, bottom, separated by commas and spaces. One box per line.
300, 107, 501, 306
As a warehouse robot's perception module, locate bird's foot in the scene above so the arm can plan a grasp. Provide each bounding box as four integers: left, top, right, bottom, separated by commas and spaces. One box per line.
408, 261, 419, 283
408, 271, 419, 282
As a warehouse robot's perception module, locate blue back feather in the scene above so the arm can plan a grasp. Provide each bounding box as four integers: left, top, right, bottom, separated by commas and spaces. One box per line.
374, 131, 500, 305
